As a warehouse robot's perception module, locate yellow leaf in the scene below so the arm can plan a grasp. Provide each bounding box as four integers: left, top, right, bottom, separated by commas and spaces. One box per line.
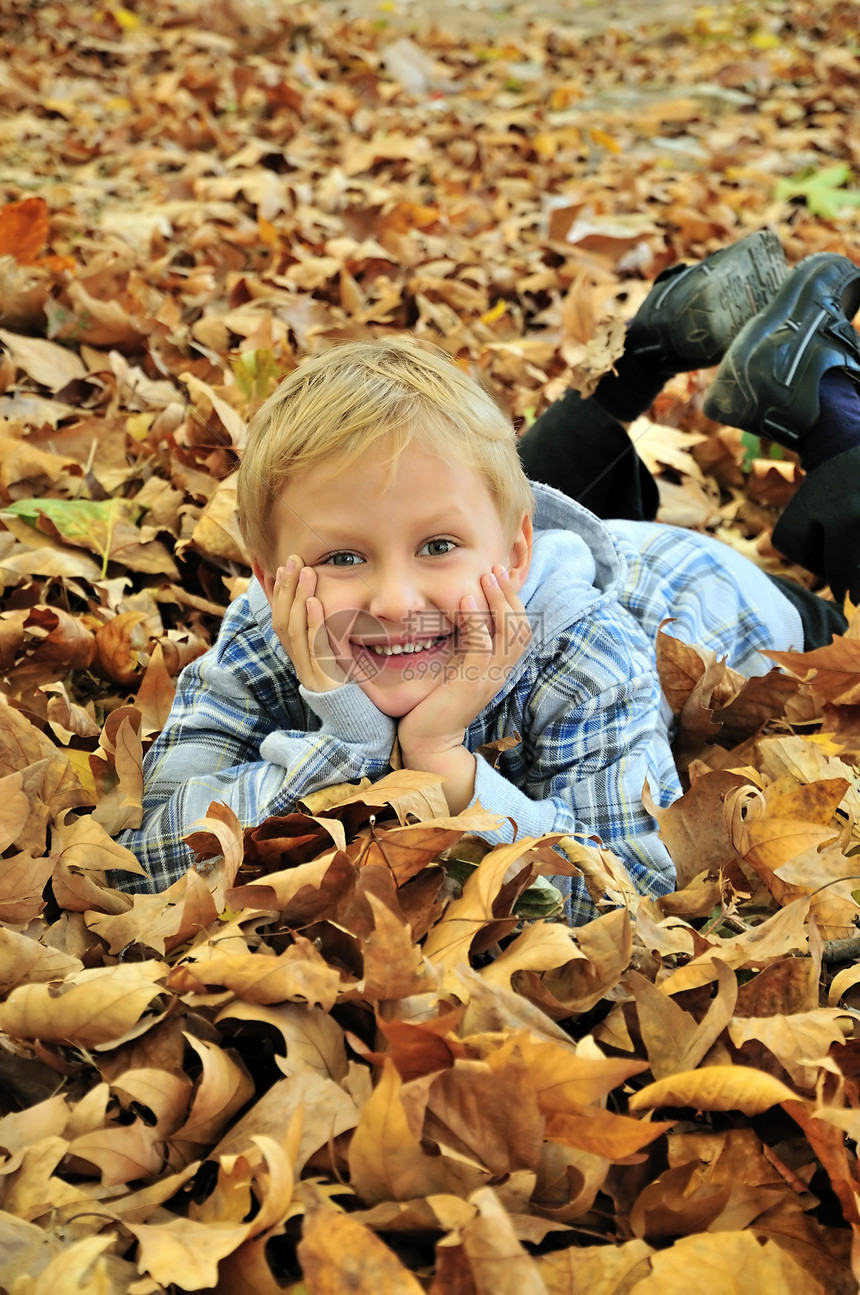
480, 299, 507, 325
480, 919, 583, 991
347, 1059, 481, 1204
727, 1009, 851, 1088
64, 747, 98, 798
172, 939, 341, 1011
126, 412, 154, 441
629, 1065, 798, 1117
126, 1215, 249, 1288
589, 127, 621, 153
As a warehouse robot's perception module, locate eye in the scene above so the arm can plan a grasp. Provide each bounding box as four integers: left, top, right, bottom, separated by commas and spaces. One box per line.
322, 551, 364, 567
419, 538, 457, 557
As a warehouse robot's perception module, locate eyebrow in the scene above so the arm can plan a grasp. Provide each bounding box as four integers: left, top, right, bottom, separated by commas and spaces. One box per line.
409, 506, 474, 530
304, 508, 473, 544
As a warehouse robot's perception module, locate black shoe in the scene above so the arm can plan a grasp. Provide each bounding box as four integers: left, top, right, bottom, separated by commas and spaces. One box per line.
625, 230, 788, 370
703, 253, 860, 449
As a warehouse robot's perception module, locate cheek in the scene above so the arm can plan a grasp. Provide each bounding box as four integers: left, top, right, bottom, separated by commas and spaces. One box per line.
311, 574, 355, 607
311, 578, 361, 633
439, 558, 486, 599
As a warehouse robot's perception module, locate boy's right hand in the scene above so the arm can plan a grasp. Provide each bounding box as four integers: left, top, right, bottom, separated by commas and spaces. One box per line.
270, 556, 348, 693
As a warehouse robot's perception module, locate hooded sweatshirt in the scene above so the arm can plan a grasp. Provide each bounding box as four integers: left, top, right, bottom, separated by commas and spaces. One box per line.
117, 483, 803, 924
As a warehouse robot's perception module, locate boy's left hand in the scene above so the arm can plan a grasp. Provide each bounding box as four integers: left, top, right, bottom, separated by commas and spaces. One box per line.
397, 566, 531, 810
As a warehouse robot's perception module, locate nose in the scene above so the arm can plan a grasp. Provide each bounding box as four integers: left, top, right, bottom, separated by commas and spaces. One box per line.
366, 559, 424, 625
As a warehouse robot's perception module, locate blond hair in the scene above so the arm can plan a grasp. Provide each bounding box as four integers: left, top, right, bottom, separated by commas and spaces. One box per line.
237, 336, 534, 563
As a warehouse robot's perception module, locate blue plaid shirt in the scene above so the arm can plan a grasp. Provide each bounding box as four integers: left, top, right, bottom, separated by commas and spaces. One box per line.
117, 484, 802, 924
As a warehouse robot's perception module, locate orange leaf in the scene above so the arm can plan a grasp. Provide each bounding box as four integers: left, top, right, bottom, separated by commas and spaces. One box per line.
0, 197, 49, 264
298, 1192, 425, 1294
545, 1107, 672, 1159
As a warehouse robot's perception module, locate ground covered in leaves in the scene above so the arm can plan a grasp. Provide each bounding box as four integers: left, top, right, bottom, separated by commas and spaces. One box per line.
2, 0, 860, 1290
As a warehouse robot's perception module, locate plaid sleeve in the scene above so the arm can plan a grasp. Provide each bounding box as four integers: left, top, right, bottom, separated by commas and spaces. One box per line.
115, 616, 395, 894
466, 607, 680, 926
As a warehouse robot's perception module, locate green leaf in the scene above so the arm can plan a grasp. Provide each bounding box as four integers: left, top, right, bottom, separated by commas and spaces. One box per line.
1, 497, 141, 577
774, 163, 860, 220
513, 873, 564, 919
231, 348, 279, 406
442, 856, 563, 919
740, 431, 761, 472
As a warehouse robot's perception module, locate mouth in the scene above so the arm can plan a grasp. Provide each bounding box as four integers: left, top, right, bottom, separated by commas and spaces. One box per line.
358, 634, 449, 658
350, 633, 452, 671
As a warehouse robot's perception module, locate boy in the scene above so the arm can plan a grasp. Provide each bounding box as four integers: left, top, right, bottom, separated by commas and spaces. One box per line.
117, 237, 860, 925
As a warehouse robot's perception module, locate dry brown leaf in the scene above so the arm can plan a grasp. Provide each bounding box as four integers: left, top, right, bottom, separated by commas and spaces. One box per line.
628, 1229, 826, 1294
766, 635, 860, 704
0, 960, 169, 1047
518, 906, 633, 1017
423, 836, 560, 968
545, 1106, 671, 1159
86, 869, 219, 956
536, 1238, 653, 1295
434, 1186, 551, 1295
360, 892, 435, 1001
0, 329, 87, 390
126, 1214, 251, 1290
348, 1059, 488, 1205
171, 939, 341, 1010
171, 1034, 255, 1150
727, 1008, 851, 1089
298, 1190, 426, 1295
628, 958, 738, 1080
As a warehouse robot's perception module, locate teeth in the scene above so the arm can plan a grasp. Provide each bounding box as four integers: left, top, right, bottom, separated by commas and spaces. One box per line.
364, 639, 440, 657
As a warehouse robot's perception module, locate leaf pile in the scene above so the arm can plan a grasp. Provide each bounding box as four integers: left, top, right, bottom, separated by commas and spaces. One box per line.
3, 0, 860, 1289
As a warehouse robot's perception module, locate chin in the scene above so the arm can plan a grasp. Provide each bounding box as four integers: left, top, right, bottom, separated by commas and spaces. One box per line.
368, 696, 415, 719
359, 684, 425, 720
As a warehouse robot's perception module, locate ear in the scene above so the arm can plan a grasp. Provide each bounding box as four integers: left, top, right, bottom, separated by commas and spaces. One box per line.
506, 513, 533, 592
252, 558, 276, 604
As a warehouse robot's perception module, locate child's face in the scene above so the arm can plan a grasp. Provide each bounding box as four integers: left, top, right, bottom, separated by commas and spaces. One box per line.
256, 441, 532, 718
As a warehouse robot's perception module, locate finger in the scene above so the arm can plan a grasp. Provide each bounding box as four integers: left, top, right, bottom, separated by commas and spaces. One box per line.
284, 566, 317, 664
273, 555, 301, 596
483, 565, 526, 614
271, 556, 302, 636
271, 556, 301, 621
456, 594, 493, 656
304, 595, 341, 684
477, 570, 531, 664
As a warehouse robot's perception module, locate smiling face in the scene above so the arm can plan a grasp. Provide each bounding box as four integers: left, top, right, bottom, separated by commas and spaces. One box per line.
254, 440, 532, 717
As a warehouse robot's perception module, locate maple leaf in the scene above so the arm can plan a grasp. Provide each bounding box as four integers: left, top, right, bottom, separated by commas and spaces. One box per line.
774, 163, 860, 219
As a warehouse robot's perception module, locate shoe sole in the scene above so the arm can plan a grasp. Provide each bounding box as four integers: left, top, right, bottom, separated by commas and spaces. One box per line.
634, 230, 789, 368
703, 252, 860, 440
677, 231, 789, 366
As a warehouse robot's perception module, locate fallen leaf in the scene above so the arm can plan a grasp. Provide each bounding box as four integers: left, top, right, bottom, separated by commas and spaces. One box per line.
298, 1190, 426, 1295
629, 1065, 799, 1117
0, 959, 168, 1047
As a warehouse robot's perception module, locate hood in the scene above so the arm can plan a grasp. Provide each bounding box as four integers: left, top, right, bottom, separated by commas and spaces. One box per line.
519, 480, 626, 645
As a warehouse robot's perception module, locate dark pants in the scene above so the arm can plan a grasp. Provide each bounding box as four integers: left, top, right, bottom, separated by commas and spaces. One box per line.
518, 390, 856, 647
